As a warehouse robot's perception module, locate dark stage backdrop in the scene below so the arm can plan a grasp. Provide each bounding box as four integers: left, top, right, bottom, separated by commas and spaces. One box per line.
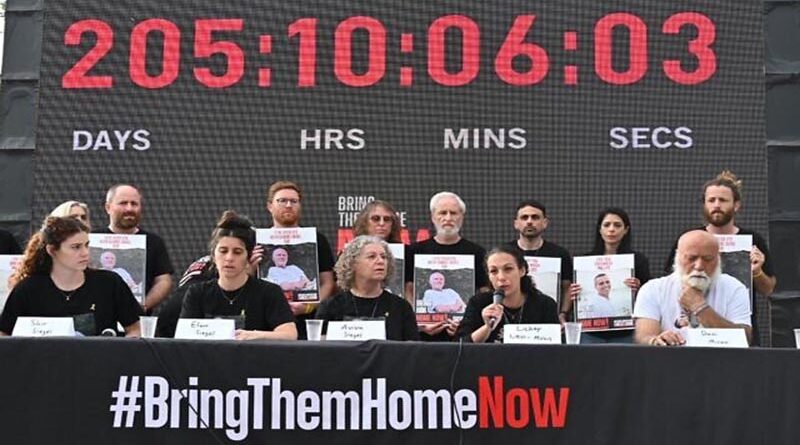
33, 1, 765, 278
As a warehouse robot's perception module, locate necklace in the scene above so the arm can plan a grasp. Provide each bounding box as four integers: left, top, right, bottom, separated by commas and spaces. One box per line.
350, 292, 381, 318
59, 289, 76, 302
218, 283, 246, 305
502, 304, 525, 325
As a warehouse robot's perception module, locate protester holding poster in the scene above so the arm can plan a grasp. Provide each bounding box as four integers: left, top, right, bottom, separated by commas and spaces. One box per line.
662, 171, 774, 345
568, 208, 651, 343
181, 211, 297, 341
0, 217, 142, 337
352, 200, 405, 296
457, 246, 558, 343
317, 236, 418, 341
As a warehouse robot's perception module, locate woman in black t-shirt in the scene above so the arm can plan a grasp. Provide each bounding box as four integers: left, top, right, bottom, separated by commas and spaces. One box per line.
566, 207, 651, 344
180, 211, 297, 340
317, 235, 419, 341
0, 217, 142, 336
456, 246, 559, 343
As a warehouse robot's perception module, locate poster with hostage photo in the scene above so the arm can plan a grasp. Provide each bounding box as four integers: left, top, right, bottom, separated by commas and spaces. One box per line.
574, 254, 635, 332
256, 227, 320, 302
413, 254, 474, 325
88, 234, 147, 305
386, 244, 405, 297
525, 256, 561, 305
0, 255, 23, 313
714, 234, 752, 295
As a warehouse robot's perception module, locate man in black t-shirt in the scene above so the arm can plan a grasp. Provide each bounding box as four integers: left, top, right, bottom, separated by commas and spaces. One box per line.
405, 191, 489, 339
95, 184, 174, 312
505, 200, 573, 323
663, 171, 775, 345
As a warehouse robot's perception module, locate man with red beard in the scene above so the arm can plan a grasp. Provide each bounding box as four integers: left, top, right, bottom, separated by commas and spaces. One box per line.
635, 230, 752, 346
665, 171, 775, 295
257, 181, 335, 338
663, 171, 774, 344
95, 184, 174, 312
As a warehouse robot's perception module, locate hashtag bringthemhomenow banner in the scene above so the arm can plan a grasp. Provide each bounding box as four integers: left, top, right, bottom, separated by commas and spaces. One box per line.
0, 338, 797, 444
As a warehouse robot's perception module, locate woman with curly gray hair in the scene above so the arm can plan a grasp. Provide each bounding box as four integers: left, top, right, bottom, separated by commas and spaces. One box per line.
316, 235, 418, 341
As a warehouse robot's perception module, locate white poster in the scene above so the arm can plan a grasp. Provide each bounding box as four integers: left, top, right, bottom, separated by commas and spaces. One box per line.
574, 254, 635, 332
89, 234, 147, 305
256, 227, 320, 302
413, 254, 474, 324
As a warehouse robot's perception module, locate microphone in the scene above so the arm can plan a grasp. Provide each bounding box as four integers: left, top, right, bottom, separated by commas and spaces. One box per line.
101, 328, 117, 337
488, 289, 505, 330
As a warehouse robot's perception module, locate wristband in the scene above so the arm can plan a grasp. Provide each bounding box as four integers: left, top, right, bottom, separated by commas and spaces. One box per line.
691, 302, 709, 317
649, 336, 659, 345
305, 303, 315, 315
752, 269, 764, 279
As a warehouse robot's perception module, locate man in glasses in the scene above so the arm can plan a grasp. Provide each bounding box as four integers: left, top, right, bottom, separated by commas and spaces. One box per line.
261, 181, 335, 337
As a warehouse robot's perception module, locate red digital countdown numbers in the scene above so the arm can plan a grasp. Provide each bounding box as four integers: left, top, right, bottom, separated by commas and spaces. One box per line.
62, 13, 717, 89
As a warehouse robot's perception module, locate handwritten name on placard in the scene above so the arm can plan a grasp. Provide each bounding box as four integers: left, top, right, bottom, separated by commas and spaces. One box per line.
685, 328, 748, 348
12, 317, 75, 337
503, 324, 562, 344
326, 320, 386, 341
175, 319, 235, 340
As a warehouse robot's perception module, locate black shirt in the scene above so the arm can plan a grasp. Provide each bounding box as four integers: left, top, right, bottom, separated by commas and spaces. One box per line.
0, 269, 143, 335
180, 276, 294, 331
316, 290, 420, 341
506, 239, 574, 282
94, 227, 175, 294
405, 237, 489, 289
456, 289, 559, 343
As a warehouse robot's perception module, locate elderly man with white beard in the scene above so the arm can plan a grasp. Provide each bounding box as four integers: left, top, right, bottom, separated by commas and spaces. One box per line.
633, 230, 752, 346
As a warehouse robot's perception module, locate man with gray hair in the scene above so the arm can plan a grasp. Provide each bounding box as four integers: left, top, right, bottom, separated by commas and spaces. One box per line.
633, 230, 751, 346
405, 191, 490, 339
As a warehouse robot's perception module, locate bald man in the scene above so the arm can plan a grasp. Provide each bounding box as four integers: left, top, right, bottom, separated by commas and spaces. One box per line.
633, 230, 751, 346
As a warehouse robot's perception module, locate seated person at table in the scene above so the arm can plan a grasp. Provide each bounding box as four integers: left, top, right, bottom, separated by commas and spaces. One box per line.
266, 247, 310, 291
317, 235, 419, 341
0, 217, 142, 336
456, 246, 559, 343
633, 230, 751, 346
180, 211, 297, 341
423, 271, 466, 313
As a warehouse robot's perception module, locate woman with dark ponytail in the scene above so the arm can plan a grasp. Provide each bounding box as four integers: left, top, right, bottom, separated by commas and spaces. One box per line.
0, 217, 142, 336
456, 245, 559, 343
180, 211, 297, 340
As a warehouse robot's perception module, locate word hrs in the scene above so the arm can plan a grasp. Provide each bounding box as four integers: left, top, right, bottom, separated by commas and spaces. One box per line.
300, 128, 528, 150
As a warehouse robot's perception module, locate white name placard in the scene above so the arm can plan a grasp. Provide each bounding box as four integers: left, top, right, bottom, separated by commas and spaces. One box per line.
175, 319, 235, 340
326, 320, 386, 341
685, 328, 748, 348
12, 317, 76, 337
503, 324, 562, 344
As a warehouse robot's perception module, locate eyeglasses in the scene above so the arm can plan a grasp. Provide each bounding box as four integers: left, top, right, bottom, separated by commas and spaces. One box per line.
369, 215, 393, 223
274, 198, 300, 206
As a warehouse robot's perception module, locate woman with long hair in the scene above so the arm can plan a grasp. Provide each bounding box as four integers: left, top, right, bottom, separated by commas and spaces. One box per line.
456, 245, 559, 343
352, 200, 402, 243
0, 217, 141, 336
180, 210, 297, 340
567, 207, 651, 343
317, 235, 418, 341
